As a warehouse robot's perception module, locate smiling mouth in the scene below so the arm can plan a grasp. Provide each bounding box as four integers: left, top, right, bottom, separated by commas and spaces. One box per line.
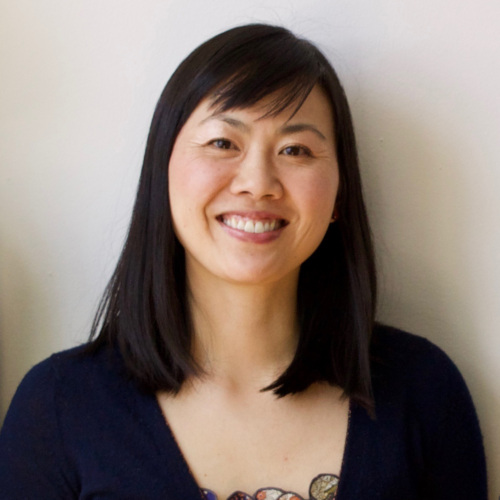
218, 215, 288, 234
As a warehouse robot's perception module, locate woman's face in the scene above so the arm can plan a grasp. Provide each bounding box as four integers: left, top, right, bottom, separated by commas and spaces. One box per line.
168, 85, 339, 287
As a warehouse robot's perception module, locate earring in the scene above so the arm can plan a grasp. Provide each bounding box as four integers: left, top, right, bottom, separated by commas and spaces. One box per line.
330, 208, 339, 223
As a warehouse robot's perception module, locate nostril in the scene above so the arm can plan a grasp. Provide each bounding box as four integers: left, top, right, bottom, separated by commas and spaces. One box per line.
229, 169, 284, 199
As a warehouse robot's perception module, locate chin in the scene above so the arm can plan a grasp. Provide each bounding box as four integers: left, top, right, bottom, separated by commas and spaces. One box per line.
220, 264, 299, 288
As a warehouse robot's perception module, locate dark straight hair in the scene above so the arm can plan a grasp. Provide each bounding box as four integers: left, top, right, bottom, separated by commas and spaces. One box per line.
88, 24, 377, 411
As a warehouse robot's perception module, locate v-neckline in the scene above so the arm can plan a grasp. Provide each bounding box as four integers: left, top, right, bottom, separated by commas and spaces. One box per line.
140, 391, 206, 498
141, 389, 366, 500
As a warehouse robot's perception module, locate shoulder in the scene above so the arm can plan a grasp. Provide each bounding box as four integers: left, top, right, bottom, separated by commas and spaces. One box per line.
370, 323, 464, 386
3, 342, 133, 433
365, 328, 487, 496
15, 343, 127, 397
1, 342, 140, 469
0, 345, 113, 497
368, 324, 480, 436
368, 324, 477, 421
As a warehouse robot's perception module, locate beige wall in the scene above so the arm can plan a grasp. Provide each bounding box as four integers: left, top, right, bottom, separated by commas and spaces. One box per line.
1, 1, 498, 496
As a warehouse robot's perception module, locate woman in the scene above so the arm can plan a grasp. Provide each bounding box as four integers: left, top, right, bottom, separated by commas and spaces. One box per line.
0, 24, 487, 499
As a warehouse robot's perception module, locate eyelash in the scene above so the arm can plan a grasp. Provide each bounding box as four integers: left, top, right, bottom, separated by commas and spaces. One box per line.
209, 138, 236, 150
207, 138, 312, 157
280, 145, 312, 157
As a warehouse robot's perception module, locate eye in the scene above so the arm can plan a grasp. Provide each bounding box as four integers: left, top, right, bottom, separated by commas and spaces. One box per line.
209, 138, 235, 150
281, 145, 312, 157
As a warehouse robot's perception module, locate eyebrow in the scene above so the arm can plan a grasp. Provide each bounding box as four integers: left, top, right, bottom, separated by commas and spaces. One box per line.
200, 114, 327, 141
200, 114, 250, 132
278, 123, 326, 141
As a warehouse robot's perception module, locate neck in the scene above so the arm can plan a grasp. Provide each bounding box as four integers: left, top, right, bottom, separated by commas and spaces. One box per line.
187, 267, 300, 392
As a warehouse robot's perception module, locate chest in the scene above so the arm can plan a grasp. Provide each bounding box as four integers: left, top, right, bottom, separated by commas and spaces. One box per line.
157, 384, 350, 499
64, 382, 425, 499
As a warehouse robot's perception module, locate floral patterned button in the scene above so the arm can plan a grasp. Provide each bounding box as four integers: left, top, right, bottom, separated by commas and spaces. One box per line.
201, 473, 339, 500
227, 493, 253, 500
309, 474, 338, 500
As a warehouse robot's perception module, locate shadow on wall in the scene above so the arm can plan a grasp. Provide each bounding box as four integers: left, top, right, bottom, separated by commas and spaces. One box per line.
354, 90, 496, 491
355, 92, 481, 353
0, 222, 61, 421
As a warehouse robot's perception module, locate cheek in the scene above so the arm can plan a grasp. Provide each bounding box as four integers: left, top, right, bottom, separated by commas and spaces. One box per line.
298, 169, 339, 219
168, 150, 200, 236
168, 153, 230, 222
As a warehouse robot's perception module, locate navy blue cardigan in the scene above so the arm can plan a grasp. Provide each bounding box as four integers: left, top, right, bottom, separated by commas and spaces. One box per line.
0, 326, 488, 499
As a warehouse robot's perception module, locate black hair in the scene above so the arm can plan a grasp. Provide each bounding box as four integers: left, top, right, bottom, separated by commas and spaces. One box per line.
88, 24, 377, 410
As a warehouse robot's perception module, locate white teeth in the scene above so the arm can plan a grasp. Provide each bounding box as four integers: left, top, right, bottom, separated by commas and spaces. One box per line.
254, 221, 264, 233
222, 216, 283, 234
244, 220, 255, 233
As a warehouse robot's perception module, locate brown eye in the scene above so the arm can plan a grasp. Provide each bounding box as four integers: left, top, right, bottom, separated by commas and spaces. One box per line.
281, 145, 311, 156
211, 138, 234, 150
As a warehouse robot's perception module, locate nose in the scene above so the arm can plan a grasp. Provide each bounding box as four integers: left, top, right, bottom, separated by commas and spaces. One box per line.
229, 149, 283, 200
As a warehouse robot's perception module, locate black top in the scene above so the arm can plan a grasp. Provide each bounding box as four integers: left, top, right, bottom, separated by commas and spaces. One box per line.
0, 326, 488, 499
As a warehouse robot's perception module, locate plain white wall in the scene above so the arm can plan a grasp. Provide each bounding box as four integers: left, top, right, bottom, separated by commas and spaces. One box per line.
1, 0, 498, 495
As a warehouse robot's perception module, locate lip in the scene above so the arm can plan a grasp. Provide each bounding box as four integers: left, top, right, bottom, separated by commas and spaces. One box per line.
216, 210, 289, 244
218, 210, 288, 221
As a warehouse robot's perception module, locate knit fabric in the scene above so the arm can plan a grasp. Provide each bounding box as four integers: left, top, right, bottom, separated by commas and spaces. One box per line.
0, 326, 488, 499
